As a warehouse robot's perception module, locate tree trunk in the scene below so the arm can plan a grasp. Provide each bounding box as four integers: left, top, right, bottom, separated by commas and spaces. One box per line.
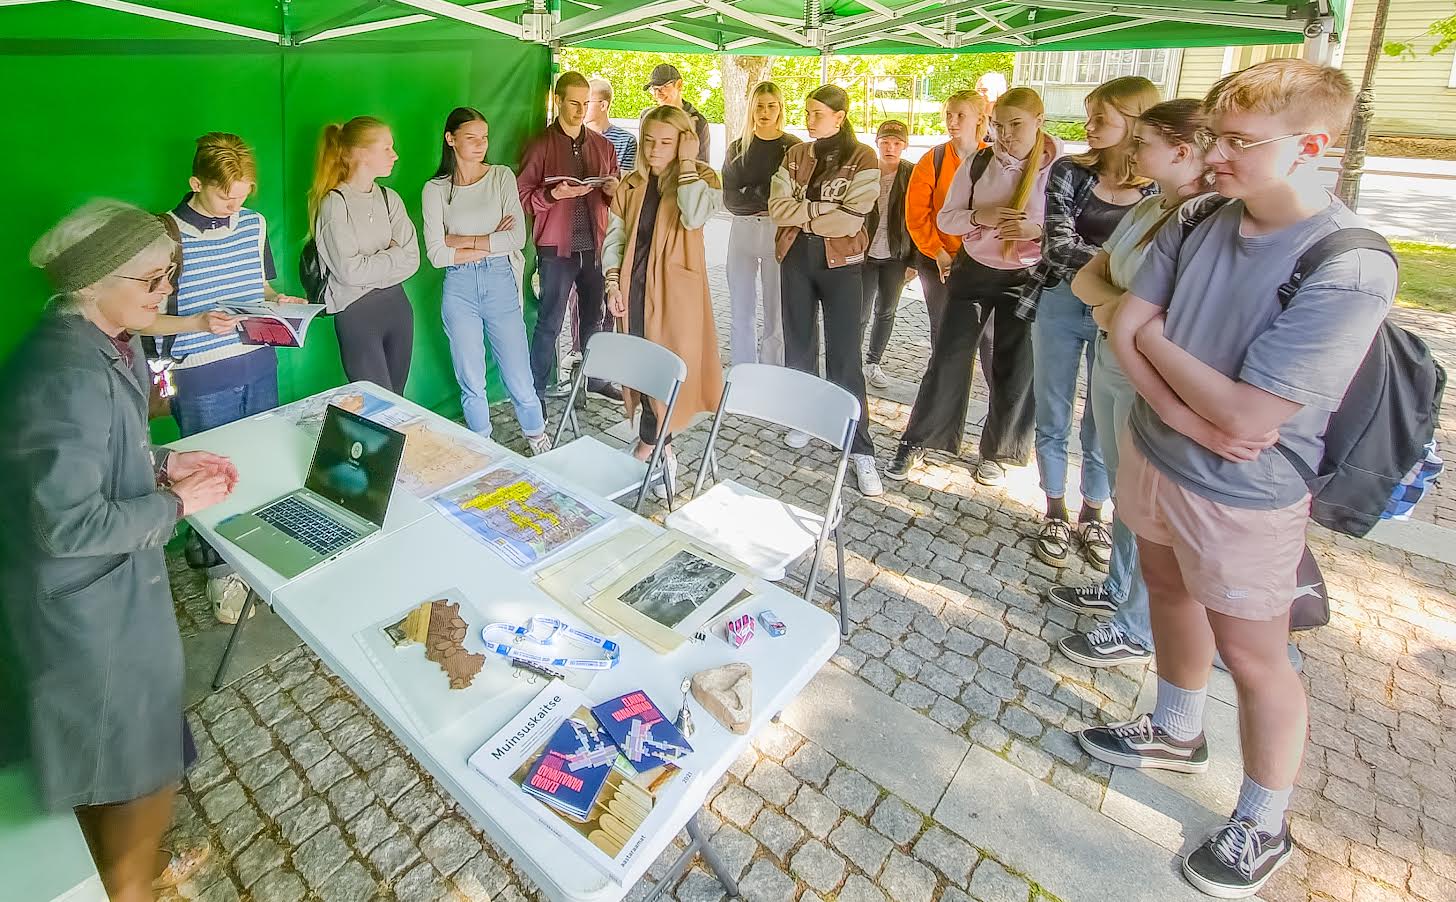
1337, 0, 1392, 210
721, 56, 773, 152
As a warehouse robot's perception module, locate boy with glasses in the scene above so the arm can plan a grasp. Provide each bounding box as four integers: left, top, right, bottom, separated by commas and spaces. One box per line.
642, 64, 711, 163
1077, 60, 1397, 898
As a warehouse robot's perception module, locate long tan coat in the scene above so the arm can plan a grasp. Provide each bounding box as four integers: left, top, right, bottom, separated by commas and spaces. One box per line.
605, 162, 724, 435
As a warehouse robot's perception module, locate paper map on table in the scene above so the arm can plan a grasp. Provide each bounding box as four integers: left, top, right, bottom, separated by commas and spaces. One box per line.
275, 385, 420, 434
396, 421, 498, 498
432, 463, 612, 569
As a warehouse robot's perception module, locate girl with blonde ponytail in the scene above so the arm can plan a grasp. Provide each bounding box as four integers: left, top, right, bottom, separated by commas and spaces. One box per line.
310, 116, 420, 393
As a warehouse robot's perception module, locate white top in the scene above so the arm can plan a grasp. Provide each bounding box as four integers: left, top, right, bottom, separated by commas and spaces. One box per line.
1103, 192, 1176, 290
868, 169, 896, 260
315, 183, 421, 314
420, 166, 529, 292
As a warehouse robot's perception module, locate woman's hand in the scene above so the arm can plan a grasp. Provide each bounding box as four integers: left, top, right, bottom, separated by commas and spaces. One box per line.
193, 311, 241, 335
167, 449, 238, 488
934, 249, 954, 282
171, 470, 233, 516
606, 282, 626, 319
995, 219, 1041, 241
599, 176, 620, 197
494, 214, 515, 233
678, 132, 700, 163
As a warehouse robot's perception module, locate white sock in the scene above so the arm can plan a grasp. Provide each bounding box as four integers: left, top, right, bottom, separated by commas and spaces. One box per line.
1149, 677, 1206, 742
1233, 775, 1291, 835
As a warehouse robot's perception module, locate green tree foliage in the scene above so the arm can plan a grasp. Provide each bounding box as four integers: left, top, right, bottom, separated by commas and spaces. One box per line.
1384, 4, 1456, 57
558, 49, 1014, 134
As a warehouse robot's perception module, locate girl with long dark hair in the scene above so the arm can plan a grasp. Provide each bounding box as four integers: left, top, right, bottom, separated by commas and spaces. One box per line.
421, 107, 547, 452
767, 84, 883, 496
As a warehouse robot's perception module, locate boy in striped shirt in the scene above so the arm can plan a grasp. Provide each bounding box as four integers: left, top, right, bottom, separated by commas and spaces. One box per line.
143, 132, 305, 623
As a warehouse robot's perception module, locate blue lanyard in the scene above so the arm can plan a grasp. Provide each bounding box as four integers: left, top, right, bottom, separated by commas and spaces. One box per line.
480, 616, 620, 671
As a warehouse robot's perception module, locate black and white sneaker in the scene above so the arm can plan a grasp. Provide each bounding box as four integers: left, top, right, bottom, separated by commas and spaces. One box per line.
887, 443, 925, 480
1046, 583, 1117, 617
1183, 817, 1293, 898
1059, 622, 1152, 668
1078, 714, 1209, 773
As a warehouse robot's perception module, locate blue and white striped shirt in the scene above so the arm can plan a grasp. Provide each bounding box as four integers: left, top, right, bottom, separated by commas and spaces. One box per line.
169, 204, 273, 363
603, 124, 637, 172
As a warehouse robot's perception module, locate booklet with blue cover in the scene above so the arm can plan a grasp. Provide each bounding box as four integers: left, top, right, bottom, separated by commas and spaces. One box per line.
590, 691, 693, 774
519, 710, 617, 821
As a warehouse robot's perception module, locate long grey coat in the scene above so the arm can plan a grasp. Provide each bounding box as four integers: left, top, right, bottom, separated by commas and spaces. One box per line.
0, 309, 184, 809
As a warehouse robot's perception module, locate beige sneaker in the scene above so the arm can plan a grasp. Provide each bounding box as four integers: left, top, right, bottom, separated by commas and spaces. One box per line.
208, 575, 253, 625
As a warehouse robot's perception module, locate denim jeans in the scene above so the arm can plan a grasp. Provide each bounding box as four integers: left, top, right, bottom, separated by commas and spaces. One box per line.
1092, 333, 1153, 650
171, 349, 279, 438
1032, 281, 1109, 504
442, 256, 545, 438
727, 215, 784, 366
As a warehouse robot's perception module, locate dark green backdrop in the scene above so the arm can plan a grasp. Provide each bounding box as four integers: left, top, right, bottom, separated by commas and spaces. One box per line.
1, 15, 551, 441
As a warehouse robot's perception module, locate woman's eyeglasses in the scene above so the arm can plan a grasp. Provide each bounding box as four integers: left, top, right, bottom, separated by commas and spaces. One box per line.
117, 263, 177, 293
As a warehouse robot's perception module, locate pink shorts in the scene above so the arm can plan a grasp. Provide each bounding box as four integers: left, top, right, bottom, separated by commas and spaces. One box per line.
1115, 431, 1310, 621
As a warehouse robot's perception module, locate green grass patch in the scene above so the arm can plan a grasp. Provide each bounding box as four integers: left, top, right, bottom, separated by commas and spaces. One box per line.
1392, 240, 1456, 314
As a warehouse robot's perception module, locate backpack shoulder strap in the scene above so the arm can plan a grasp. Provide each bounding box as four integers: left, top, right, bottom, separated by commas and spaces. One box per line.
969, 146, 994, 183
932, 143, 947, 183
1278, 228, 1397, 308
1180, 194, 1231, 240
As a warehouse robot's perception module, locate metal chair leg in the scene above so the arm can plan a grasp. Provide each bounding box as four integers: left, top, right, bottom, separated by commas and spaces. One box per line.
834, 526, 850, 638
803, 537, 826, 604
211, 588, 259, 691
689, 813, 741, 897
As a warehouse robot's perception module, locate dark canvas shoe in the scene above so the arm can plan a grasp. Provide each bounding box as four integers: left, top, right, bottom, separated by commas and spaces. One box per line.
974, 459, 1007, 486
1079, 519, 1113, 571
1183, 818, 1293, 898
887, 443, 925, 480
1078, 714, 1209, 773
1046, 583, 1117, 617
586, 379, 624, 402
1034, 517, 1074, 567
1059, 622, 1152, 668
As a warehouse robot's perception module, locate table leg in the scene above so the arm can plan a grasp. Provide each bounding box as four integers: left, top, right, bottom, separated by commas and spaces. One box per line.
210, 589, 259, 691
689, 813, 741, 897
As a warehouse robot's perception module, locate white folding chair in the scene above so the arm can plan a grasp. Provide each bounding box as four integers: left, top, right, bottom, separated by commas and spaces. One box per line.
665, 364, 860, 637
533, 332, 687, 512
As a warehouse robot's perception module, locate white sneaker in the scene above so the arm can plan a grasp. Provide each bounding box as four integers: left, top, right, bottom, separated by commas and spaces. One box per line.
866, 363, 890, 388
208, 574, 253, 625
526, 432, 553, 455
851, 454, 883, 497
785, 429, 811, 449
651, 448, 679, 501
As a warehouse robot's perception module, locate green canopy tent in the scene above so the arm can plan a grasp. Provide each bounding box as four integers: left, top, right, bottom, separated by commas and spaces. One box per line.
0, 0, 1349, 433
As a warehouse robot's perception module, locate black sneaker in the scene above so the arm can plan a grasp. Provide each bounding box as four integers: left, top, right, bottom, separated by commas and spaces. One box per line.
1078, 714, 1209, 773
887, 443, 924, 480
1046, 584, 1117, 617
1059, 622, 1152, 668
1183, 818, 1293, 898
1034, 517, 1074, 567
586, 379, 624, 402
974, 459, 1007, 486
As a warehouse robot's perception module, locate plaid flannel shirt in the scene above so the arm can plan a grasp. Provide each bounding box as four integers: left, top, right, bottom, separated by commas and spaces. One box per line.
1014, 158, 1157, 321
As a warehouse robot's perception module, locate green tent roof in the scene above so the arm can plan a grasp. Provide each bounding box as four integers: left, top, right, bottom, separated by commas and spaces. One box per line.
1, 0, 1348, 56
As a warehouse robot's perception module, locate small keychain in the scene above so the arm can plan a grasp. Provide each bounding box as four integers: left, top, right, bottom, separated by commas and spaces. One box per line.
674, 676, 695, 739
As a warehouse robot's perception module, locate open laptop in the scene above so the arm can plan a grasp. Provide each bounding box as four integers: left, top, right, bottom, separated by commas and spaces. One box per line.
218, 404, 406, 578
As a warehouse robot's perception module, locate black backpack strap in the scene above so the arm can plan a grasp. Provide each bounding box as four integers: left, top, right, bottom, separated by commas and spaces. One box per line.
969, 146, 994, 183
932, 143, 946, 184
1276, 228, 1397, 308
1180, 194, 1231, 240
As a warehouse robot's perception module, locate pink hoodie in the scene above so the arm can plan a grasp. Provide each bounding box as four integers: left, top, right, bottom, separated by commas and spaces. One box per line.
936, 133, 1063, 270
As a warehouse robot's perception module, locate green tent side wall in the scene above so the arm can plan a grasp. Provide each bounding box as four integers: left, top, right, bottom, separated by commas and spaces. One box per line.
0, 15, 551, 442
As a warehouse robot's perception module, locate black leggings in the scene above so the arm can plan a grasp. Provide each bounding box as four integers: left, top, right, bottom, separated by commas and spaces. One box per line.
335, 284, 413, 394
861, 256, 908, 365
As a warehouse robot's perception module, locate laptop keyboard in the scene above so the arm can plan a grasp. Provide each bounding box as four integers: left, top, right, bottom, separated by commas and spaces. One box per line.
257, 496, 362, 556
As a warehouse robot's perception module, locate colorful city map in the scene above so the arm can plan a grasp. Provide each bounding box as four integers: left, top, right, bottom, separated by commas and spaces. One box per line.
432, 463, 611, 569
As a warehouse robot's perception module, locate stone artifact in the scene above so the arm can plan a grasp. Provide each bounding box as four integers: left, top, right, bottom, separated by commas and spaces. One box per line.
690, 664, 752, 734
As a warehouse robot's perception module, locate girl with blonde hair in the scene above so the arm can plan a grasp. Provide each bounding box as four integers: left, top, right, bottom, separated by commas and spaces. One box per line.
310, 115, 420, 393
1022, 75, 1160, 571
722, 81, 801, 365
603, 105, 724, 497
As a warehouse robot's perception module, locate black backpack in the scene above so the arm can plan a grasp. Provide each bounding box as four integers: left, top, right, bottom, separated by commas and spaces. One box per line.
932, 143, 992, 191
300, 188, 394, 305
1181, 198, 1446, 537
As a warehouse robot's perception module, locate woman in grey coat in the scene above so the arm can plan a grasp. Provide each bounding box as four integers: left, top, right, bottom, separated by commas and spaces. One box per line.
0, 200, 236, 900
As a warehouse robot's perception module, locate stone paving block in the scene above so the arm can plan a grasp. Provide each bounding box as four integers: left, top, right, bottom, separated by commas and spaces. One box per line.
207, 707, 256, 745
367, 756, 421, 805
215, 802, 264, 854
233, 834, 284, 889
254, 768, 306, 819
326, 773, 375, 822
277, 796, 331, 846
393, 782, 448, 837
247, 870, 305, 902
998, 706, 1043, 740
826, 768, 883, 818
305, 750, 353, 792
346, 802, 400, 854
218, 724, 274, 767
839, 873, 890, 902
294, 824, 351, 887
199, 780, 247, 824
861, 659, 901, 694
706, 823, 758, 880
673, 866, 729, 902
452, 853, 511, 900
960, 685, 1003, 720
192, 876, 241, 902
787, 786, 844, 839
314, 858, 377, 902
892, 681, 936, 711
872, 795, 926, 845
286, 729, 331, 769
830, 817, 894, 875
370, 832, 423, 880
711, 783, 764, 828
784, 741, 838, 787
746, 760, 799, 807
737, 859, 797, 902
1006, 741, 1053, 779
420, 818, 484, 877
791, 839, 848, 892
395, 861, 450, 901
880, 850, 937, 902
752, 721, 804, 759
912, 825, 977, 885
184, 748, 230, 795
967, 859, 1030, 902
750, 809, 805, 860
236, 749, 288, 794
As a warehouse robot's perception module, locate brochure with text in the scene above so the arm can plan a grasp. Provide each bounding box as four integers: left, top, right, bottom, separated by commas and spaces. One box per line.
220, 301, 327, 348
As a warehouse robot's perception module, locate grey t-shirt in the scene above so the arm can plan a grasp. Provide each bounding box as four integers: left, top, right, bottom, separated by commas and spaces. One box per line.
1128, 196, 1397, 510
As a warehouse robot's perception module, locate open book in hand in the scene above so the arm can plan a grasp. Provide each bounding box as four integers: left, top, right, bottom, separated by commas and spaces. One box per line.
545, 174, 612, 189
219, 301, 327, 348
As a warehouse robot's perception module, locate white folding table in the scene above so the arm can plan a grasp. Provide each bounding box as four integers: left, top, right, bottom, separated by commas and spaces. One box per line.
180, 385, 840, 901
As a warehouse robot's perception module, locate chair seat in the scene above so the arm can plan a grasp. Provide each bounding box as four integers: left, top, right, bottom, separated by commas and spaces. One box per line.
531, 435, 648, 502
665, 480, 824, 582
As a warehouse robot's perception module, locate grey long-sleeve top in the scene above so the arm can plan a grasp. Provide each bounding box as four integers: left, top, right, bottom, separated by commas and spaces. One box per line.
315, 183, 421, 314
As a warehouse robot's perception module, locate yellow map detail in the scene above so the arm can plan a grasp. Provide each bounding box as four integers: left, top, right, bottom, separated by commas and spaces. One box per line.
462, 481, 562, 536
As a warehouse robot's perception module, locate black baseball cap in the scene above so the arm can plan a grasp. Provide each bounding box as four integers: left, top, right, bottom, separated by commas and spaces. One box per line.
645, 64, 683, 91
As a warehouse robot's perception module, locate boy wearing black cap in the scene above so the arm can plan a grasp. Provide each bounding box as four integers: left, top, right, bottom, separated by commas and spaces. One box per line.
644, 63, 711, 162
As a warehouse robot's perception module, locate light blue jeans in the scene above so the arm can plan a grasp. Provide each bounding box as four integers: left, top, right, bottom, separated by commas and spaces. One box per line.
1092, 333, 1153, 650
1032, 281, 1109, 505
442, 257, 545, 438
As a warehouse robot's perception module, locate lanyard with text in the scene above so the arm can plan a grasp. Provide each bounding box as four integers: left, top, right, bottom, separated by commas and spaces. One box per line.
480, 616, 620, 671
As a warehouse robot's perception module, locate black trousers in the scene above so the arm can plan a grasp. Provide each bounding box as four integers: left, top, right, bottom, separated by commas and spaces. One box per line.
780, 234, 875, 456
913, 250, 993, 386
901, 255, 1034, 463
532, 249, 605, 398
861, 256, 909, 365
336, 283, 413, 394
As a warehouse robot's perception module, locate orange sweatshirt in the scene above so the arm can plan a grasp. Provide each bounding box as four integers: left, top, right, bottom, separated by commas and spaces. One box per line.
906, 142, 968, 261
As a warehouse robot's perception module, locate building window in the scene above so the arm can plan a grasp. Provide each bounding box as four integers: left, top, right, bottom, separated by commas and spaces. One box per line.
1021, 48, 1172, 86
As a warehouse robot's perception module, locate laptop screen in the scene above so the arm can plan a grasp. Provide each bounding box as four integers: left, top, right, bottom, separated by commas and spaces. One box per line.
304, 404, 406, 528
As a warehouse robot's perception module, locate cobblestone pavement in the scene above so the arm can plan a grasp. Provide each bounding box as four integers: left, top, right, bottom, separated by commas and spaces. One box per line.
161, 239, 1456, 901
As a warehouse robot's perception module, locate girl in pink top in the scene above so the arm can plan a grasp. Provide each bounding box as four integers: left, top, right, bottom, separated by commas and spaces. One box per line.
888, 88, 1060, 484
